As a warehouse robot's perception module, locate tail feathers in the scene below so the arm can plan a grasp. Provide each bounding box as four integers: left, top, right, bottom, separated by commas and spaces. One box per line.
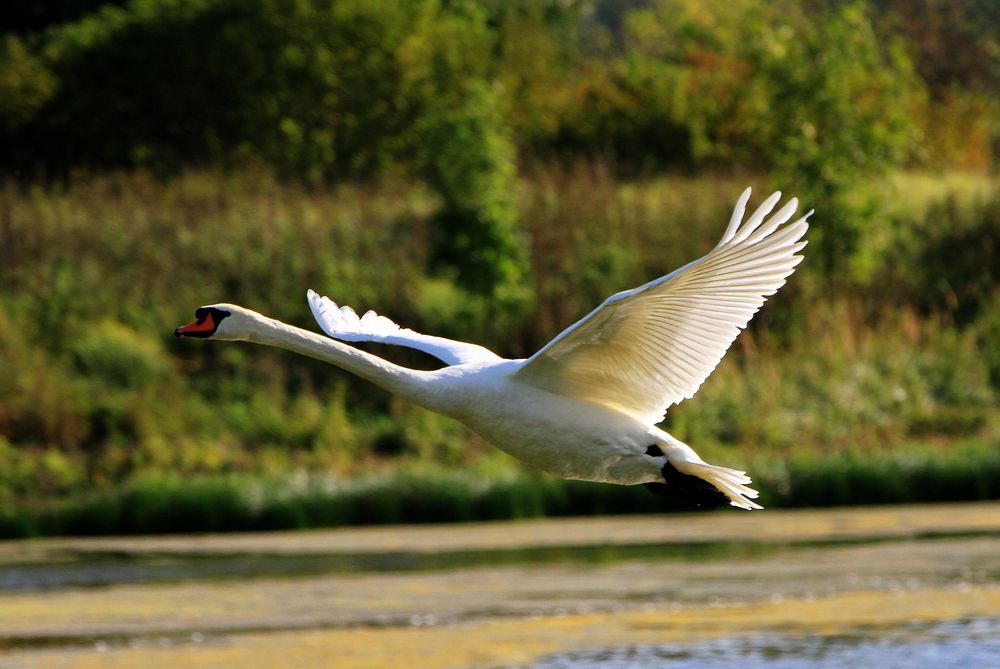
649, 430, 762, 510
671, 461, 763, 511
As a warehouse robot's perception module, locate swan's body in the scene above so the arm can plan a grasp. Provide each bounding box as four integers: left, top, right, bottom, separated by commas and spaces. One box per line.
177, 188, 810, 509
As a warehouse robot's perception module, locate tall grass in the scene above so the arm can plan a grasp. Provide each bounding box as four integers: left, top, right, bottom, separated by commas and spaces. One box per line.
2, 440, 997, 538
1, 166, 998, 525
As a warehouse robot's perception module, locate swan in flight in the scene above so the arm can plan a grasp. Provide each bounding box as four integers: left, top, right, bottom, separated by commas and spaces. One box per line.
176, 188, 810, 509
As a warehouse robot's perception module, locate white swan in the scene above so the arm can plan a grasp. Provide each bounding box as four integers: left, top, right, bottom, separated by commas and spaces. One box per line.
176, 188, 810, 509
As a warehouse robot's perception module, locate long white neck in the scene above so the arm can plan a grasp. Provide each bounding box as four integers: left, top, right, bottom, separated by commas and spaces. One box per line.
237, 311, 432, 403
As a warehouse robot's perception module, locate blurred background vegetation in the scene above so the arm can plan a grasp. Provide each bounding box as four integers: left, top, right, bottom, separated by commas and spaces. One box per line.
1, 0, 998, 535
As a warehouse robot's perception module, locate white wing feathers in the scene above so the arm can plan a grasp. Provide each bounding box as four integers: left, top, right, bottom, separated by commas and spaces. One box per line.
513, 188, 810, 424
307, 290, 500, 366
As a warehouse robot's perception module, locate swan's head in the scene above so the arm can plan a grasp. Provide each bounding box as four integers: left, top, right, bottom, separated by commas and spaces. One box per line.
174, 304, 250, 341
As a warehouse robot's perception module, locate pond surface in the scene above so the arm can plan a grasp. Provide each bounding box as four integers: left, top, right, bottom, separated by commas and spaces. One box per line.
527, 617, 1000, 669
0, 502, 997, 669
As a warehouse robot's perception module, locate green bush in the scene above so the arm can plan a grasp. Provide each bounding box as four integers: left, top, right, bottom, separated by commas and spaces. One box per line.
0, 35, 57, 131
70, 320, 171, 389
422, 81, 529, 301
915, 196, 1000, 322
975, 290, 1000, 388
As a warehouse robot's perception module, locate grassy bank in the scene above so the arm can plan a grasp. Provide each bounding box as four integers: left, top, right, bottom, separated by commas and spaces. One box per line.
1, 168, 998, 529
1, 441, 997, 538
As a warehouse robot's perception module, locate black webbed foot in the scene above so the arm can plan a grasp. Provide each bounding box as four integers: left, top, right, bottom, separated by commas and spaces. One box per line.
643, 461, 730, 509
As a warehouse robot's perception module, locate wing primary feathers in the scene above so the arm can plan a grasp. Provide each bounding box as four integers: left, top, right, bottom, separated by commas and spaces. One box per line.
730, 191, 782, 244
745, 198, 799, 244
719, 187, 753, 245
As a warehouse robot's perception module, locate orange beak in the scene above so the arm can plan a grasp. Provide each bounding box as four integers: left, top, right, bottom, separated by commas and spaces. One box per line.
174, 311, 216, 337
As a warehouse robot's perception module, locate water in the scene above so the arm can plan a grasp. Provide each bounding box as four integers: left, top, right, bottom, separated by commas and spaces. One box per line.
0, 504, 998, 668
528, 618, 1000, 669
0, 540, 781, 592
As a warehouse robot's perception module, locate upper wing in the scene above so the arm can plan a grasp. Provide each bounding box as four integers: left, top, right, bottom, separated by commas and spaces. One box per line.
307, 290, 500, 366
513, 188, 810, 424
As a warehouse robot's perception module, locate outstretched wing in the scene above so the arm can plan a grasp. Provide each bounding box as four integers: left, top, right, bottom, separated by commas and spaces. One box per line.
307, 290, 500, 366
513, 188, 810, 424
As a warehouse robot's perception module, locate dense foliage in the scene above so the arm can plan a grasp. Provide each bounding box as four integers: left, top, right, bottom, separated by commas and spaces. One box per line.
7, 0, 992, 176
0, 0, 1000, 174
2, 0, 998, 278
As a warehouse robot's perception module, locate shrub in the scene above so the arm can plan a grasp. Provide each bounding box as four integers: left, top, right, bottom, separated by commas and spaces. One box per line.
70, 320, 171, 389
0, 35, 57, 131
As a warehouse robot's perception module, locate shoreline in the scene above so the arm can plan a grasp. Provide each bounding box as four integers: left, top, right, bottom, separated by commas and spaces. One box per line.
4, 501, 999, 561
